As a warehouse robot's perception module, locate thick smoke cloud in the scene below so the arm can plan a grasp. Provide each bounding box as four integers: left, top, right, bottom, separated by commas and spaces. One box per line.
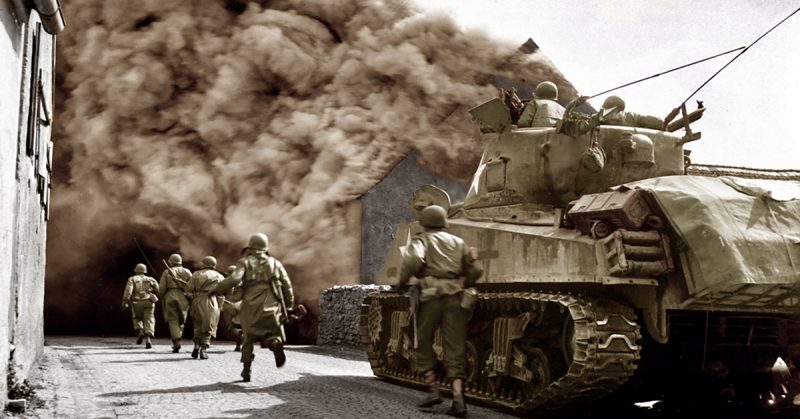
47, 0, 575, 333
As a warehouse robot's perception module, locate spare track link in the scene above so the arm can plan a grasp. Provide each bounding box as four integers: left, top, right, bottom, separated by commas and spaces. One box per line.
359, 290, 641, 413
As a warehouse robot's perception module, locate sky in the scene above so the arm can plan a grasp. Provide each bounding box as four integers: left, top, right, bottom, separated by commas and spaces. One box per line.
414, 0, 800, 170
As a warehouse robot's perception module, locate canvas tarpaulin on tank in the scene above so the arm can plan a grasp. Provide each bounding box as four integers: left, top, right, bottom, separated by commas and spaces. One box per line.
628, 175, 800, 295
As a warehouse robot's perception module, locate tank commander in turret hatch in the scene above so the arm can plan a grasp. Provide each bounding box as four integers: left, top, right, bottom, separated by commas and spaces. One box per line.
396, 205, 483, 418
517, 81, 565, 128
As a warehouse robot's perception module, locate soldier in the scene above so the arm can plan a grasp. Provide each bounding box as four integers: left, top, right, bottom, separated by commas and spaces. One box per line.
120, 263, 159, 349
212, 233, 294, 382
516, 81, 566, 128
185, 256, 225, 360
397, 205, 483, 418
158, 253, 192, 353
220, 265, 244, 352
599, 95, 664, 129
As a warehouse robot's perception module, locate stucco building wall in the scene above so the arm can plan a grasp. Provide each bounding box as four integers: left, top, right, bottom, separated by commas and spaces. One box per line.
1, 0, 57, 406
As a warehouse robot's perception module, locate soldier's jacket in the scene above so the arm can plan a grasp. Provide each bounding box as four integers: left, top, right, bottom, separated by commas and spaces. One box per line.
399, 230, 482, 302
158, 266, 192, 297
122, 274, 159, 304
215, 252, 293, 337
517, 99, 565, 128
186, 268, 225, 335
602, 110, 663, 130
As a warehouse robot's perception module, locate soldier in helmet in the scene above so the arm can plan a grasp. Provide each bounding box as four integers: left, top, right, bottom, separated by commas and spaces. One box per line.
599, 95, 664, 129
220, 265, 244, 352
212, 233, 294, 382
121, 263, 160, 349
397, 205, 483, 418
185, 256, 225, 359
517, 81, 566, 128
158, 253, 193, 353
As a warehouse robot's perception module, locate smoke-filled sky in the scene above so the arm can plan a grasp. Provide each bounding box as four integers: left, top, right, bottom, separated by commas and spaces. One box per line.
48, 0, 575, 325
418, 0, 800, 170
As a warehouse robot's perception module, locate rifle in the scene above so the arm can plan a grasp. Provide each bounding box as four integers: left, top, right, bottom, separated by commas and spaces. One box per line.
133, 237, 157, 275
408, 284, 420, 349
271, 275, 290, 324
162, 259, 188, 286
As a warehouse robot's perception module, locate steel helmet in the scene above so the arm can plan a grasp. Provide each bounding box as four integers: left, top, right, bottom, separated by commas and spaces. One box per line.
168, 253, 182, 266
134, 263, 147, 274
534, 81, 558, 100
201, 256, 217, 268
247, 233, 269, 251
602, 95, 626, 112
225, 265, 236, 276
419, 205, 447, 228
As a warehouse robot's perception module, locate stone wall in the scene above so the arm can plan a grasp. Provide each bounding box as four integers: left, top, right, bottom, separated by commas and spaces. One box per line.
317, 285, 390, 346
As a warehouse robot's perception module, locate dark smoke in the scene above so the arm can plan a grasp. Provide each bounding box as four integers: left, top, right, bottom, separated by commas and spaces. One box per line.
46, 0, 575, 336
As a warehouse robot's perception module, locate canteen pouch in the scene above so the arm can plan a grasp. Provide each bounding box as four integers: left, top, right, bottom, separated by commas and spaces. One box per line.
460, 288, 478, 310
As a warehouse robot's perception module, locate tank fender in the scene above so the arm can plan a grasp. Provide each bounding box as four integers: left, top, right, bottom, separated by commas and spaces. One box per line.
617, 285, 668, 343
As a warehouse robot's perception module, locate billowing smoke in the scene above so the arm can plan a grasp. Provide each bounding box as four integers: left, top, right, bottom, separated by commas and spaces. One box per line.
47, 0, 575, 336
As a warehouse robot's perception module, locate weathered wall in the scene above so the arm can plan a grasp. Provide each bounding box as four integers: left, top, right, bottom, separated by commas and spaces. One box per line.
0, 1, 22, 406
360, 150, 469, 284
1, 0, 55, 407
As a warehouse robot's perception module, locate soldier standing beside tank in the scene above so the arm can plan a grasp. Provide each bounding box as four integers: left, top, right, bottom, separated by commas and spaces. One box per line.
185, 256, 225, 360
212, 233, 294, 382
396, 205, 483, 418
516, 81, 566, 128
158, 253, 193, 353
220, 265, 244, 352
121, 263, 160, 349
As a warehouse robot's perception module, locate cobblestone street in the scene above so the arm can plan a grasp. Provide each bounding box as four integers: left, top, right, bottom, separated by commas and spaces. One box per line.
14, 337, 515, 419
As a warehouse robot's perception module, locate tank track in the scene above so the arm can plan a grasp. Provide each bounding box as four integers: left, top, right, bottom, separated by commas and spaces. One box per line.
360, 290, 641, 413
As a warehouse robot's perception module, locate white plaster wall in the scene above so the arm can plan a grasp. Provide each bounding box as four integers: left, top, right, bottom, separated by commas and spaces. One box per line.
0, 0, 23, 407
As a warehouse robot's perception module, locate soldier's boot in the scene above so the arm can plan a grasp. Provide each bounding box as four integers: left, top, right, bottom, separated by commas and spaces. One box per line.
240, 360, 252, 382
234, 332, 242, 352
199, 345, 208, 360
267, 339, 286, 368
136, 330, 144, 345
446, 378, 467, 418
172, 339, 181, 353
191, 343, 200, 359
145, 336, 152, 349
417, 370, 443, 408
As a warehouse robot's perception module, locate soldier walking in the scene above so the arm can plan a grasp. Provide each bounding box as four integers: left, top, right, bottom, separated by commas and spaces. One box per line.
158, 253, 192, 353
220, 265, 244, 352
212, 233, 294, 382
185, 256, 225, 360
397, 205, 483, 418
121, 263, 160, 349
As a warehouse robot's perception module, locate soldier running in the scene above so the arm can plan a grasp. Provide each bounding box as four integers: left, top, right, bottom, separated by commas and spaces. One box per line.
158, 253, 192, 353
212, 233, 294, 382
397, 205, 483, 418
185, 256, 225, 360
121, 263, 160, 349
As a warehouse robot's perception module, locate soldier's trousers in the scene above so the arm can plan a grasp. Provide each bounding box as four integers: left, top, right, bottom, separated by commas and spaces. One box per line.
130, 300, 155, 337
162, 296, 189, 340
415, 294, 467, 379
239, 328, 284, 364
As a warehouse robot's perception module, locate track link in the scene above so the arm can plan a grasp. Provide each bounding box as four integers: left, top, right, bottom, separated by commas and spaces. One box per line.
359, 290, 641, 413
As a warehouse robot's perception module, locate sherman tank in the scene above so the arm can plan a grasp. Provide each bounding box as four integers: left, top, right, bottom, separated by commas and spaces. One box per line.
360, 96, 800, 414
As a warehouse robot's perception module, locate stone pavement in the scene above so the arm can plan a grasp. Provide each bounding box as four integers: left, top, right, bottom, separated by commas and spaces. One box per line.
10, 336, 516, 419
